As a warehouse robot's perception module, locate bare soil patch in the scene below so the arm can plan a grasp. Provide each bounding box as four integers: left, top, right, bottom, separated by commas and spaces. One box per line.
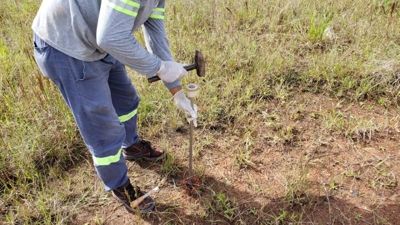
74, 93, 399, 225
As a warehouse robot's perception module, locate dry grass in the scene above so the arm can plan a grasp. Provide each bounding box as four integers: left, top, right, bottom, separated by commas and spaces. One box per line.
1, 0, 400, 224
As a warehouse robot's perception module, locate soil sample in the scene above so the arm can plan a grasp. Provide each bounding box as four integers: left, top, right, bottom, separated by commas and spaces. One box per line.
181, 176, 203, 197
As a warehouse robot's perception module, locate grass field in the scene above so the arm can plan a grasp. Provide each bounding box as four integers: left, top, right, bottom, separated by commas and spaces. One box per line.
1, 0, 399, 224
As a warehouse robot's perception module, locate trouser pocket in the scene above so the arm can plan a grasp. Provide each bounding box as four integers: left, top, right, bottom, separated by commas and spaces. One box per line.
78, 57, 114, 82
73, 56, 114, 101
33, 33, 51, 78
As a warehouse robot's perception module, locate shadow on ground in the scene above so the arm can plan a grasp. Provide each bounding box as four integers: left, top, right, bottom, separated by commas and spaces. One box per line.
132, 161, 399, 225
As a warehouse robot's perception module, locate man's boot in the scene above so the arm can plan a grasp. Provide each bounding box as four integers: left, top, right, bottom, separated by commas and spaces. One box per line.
123, 139, 165, 161
112, 180, 155, 213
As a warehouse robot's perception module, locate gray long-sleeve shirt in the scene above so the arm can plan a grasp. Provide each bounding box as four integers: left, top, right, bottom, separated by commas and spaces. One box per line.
32, 0, 180, 89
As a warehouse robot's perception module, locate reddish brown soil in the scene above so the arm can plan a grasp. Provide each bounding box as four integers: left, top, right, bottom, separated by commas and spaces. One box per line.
181, 176, 203, 197
74, 93, 399, 225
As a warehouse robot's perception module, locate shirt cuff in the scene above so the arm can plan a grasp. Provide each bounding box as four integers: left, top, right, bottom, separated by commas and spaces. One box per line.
163, 79, 181, 90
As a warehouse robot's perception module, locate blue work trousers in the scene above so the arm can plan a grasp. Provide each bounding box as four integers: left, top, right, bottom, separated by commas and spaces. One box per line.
33, 34, 139, 191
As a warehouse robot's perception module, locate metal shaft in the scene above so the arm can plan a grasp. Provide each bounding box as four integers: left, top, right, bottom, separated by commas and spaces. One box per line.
188, 98, 194, 177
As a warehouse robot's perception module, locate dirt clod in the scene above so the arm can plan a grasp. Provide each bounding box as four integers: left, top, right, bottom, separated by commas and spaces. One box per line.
181, 176, 203, 196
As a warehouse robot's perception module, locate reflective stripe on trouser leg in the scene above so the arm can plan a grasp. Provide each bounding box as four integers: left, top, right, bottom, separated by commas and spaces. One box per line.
94, 150, 128, 192
117, 107, 138, 148
118, 109, 137, 123
32, 36, 129, 191
93, 148, 123, 166
118, 108, 138, 148
120, 112, 138, 148
109, 60, 140, 148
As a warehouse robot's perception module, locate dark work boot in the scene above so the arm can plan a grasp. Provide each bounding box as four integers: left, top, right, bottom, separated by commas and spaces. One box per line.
112, 180, 155, 213
123, 139, 165, 162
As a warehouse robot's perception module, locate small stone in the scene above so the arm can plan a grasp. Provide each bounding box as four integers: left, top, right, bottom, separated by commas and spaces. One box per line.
323, 26, 337, 41
351, 189, 359, 197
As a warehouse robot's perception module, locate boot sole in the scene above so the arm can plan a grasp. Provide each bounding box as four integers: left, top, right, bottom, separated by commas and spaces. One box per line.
123, 152, 166, 162
112, 193, 156, 214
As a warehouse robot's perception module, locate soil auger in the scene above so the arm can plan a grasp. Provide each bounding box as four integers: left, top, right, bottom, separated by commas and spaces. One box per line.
182, 83, 203, 195
148, 50, 206, 194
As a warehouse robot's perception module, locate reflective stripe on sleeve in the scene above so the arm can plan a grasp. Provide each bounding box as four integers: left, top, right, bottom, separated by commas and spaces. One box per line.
107, 0, 139, 17
118, 109, 138, 123
93, 149, 122, 166
122, 0, 140, 8
150, 7, 165, 20
153, 8, 165, 13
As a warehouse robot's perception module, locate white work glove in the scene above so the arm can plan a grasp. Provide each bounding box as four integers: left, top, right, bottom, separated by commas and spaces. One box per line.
157, 61, 188, 83
173, 90, 198, 127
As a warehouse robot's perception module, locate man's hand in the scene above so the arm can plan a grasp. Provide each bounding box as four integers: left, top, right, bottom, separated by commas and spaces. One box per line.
157, 61, 187, 83
173, 90, 198, 127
